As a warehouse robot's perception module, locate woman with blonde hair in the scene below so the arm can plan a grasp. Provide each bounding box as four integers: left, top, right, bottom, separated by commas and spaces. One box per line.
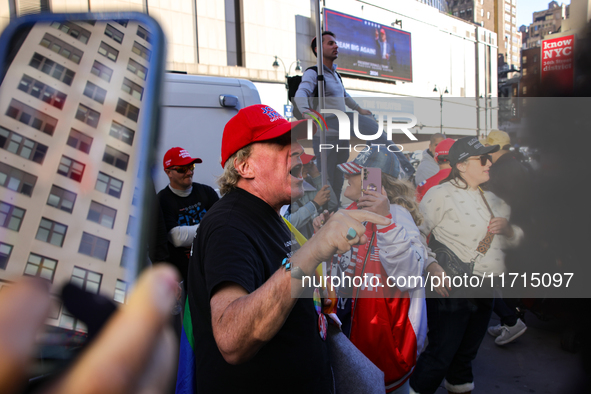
316, 146, 428, 394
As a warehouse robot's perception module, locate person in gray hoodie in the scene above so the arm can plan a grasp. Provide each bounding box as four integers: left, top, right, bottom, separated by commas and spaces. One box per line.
414, 133, 444, 186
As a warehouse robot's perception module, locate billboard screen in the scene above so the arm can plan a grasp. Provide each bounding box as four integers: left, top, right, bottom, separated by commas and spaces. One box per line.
541, 34, 575, 93
324, 8, 412, 82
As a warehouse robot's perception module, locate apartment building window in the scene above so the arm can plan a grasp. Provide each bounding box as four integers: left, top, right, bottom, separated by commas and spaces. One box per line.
523, 68, 527, 76
59, 310, 86, 332
487, 12, 490, 19
29, 53, 76, 86
0, 126, 48, 164
466, 8, 472, 17
83, 81, 107, 104
115, 19, 128, 27
90, 61, 113, 82
95, 172, 123, 198
114, 280, 127, 303
0, 242, 13, 270
24, 253, 57, 281
127, 59, 147, 80
120, 246, 132, 267
6, 99, 57, 136
47, 185, 76, 213
109, 121, 134, 145
104, 24, 124, 44
78, 233, 109, 261
39, 33, 83, 64
126, 215, 136, 236
523, 86, 527, 95
35, 218, 67, 247
115, 98, 139, 122
0, 162, 37, 196
522, 56, 527, 64
18, 75, 67, 109
132, 41, 151, 61
0, 201, 25, 231
71, 266, 102, 293
121, 78, 143, 100
87, 201, 117, 229
75, 104, 100, 128
481, 9, 484, 16
57, 156, 85, 182
533, 55, 538, 62
505, 13, 511, 21
67, 129, 93, 153
98, 41, 119, 62
136, 26, 152, 43
103, 145, 129, 171
50, 21, 91, 44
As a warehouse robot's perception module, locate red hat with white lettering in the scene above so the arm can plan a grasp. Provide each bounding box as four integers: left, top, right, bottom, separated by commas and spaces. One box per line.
220, 104, 310, 168
434, 138, 455, 160
163, 147, 202, 170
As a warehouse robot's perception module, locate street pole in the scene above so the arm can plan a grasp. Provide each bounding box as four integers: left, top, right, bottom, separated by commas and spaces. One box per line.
314, 0, 327, 188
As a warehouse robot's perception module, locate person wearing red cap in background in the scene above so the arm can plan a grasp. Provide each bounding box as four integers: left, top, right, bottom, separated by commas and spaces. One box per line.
281, 152, 338, 239
416, 138, 455, 202
182, 104, 389, 393
157, 147, 219, 286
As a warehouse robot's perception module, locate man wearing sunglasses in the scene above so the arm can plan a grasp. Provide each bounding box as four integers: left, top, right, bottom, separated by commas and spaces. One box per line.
158, 147, 219, 284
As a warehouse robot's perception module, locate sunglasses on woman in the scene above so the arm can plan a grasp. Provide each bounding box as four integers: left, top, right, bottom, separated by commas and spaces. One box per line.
169, 163, 195, 174
468, 154, 492, 166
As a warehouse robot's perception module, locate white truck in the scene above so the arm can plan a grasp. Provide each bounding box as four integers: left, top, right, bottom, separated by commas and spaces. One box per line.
154, 73, 261, 192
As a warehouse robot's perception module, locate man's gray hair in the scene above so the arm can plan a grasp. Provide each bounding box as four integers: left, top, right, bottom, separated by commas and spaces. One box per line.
217, 145, 253, 196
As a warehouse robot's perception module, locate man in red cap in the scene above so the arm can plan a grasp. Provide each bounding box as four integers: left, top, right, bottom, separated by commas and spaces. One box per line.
157, 147, 219, 284
182, 104, 389, 393
416, 138, 455, 202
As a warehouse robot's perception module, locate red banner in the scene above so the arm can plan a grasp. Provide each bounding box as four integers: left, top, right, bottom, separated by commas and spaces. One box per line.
541, 35, 575, 93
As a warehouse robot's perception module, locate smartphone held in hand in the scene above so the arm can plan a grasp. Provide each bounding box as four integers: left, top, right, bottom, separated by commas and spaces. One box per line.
361, 167, 381, 196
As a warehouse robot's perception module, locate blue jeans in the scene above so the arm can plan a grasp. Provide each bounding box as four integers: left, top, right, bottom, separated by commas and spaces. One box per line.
409, 297, 493, 394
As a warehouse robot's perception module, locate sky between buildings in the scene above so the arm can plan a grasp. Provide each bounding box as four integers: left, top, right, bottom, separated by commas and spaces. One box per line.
517, 0, 570, 27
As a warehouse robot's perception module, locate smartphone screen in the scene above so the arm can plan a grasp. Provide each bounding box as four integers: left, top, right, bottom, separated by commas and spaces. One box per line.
361, 167, 381, 196
0, 12, 164, 375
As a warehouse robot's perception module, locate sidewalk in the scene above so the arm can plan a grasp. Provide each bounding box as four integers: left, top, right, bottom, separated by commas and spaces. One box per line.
433, 312, 587, 393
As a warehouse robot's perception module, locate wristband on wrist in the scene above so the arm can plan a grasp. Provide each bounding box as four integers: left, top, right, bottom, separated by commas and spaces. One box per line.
282, 257, 307, 280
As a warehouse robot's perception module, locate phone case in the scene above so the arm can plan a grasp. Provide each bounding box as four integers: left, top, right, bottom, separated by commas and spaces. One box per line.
362, 167, 382, 196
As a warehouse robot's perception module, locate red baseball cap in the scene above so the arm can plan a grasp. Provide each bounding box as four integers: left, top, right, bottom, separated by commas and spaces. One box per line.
163, 147, 202, 170
434, 138, 455, 160
220, 104, 309, 168
300, 153, 315, 165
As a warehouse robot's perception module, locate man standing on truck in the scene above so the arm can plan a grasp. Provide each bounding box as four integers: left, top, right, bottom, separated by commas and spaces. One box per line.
295, 31, 414, 204
158, 147, 219, 284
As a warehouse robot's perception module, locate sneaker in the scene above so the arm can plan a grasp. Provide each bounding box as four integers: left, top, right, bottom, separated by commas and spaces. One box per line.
488, 323, 503, 337
495, 318, 527, 345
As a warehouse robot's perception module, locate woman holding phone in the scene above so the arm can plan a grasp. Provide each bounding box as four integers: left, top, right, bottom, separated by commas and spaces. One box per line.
315, 146, 429, 394
409, 137, 523, 394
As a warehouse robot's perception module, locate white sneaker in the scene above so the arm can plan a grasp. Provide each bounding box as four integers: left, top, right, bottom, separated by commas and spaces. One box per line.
494, 318, 527, 345
488, 323, 503, 337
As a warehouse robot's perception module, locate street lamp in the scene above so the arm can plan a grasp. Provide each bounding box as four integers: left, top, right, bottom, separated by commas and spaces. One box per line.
272, 56, 302, 103
433, 85, 449, 134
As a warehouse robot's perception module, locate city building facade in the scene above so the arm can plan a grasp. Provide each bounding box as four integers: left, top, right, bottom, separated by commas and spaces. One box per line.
0, 18, 151, 331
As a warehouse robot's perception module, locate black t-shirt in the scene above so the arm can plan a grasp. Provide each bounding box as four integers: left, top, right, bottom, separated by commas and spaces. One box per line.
157, 183, 219, 282
187, 188, 331, 393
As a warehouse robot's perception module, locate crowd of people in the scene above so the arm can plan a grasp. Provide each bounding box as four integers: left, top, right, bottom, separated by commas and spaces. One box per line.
6, 24, 587, 394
